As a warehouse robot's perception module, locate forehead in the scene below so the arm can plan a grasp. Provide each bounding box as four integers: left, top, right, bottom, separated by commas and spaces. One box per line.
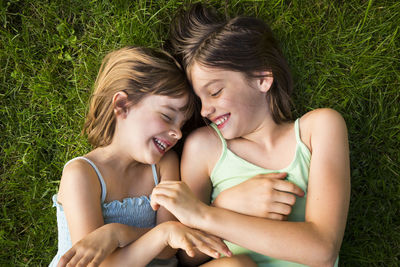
142, 94, 188, 108
189, 63, 247, 91
189, 63, 223, 84
137, 94, 191, 118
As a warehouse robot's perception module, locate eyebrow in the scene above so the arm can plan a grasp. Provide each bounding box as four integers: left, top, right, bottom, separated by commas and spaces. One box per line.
201, 79, 221, 90
161, 105, 187, 113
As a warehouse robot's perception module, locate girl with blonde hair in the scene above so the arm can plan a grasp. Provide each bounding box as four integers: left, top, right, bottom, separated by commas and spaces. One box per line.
50, 46, 230, 267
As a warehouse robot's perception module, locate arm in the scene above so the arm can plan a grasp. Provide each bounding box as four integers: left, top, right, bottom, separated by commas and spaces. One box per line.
177, 127, 219, 266
154, 151, 181, 259
62, 221, 230, 267
152, 109, 350, 267
57, 160, 150, 266
102, 221, 230, 267
58, 159, 230, 267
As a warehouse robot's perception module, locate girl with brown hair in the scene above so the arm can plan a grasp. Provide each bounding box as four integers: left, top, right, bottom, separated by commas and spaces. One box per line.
50, 46, 231, 267
150, 3, 350, 267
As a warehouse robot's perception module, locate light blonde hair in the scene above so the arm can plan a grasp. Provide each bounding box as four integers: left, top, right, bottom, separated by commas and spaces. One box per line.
83, 46, 194, 148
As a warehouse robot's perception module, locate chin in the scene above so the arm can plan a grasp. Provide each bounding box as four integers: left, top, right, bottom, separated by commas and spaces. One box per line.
146, 154, 163, 165
221, 130, 237, 140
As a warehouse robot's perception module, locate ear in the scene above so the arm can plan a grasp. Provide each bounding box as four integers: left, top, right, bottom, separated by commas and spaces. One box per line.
255, 71, 274, 93
113, 91, 129, 117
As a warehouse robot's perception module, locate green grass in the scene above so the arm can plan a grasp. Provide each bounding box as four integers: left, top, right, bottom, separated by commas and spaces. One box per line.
1, 0, 399, 266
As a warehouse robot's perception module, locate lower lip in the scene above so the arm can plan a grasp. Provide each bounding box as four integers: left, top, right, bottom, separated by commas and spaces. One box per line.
153, 139, 165, 155
216, 115, 230, 129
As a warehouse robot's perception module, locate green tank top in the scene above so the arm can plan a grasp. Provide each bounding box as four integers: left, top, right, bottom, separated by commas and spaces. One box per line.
209, 119, 338, 267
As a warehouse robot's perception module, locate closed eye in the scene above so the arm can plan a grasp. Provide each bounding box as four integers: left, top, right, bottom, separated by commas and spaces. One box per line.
161, 113, 172, 121
211, 88, 223, 97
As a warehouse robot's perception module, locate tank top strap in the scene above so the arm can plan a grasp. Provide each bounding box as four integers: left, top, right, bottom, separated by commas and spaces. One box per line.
64, 157, 107, 203
151, 164, 159, 186
294, 118, 302, 144
209, 123, 227, 148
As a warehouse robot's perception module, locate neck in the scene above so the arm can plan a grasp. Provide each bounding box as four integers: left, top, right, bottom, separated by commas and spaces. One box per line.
242, 114, 291, 148
89, 143, 141, 173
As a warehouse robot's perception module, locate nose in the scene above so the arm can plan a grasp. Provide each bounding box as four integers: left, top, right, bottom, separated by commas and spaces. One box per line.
200, 101, 215, 118
169, 127, 182, 140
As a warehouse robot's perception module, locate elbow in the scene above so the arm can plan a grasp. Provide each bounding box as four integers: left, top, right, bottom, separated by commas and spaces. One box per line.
310, 241, 338, 267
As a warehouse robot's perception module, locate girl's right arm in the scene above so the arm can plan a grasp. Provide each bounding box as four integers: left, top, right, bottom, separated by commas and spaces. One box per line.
59, 221, 230, 267
58, 160, 230, 267
56, 160, 151, 266
152, 109, 350, 267
176, 127, 304, 266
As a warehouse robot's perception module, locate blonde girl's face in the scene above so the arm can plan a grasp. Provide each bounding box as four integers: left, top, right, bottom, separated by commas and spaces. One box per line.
189, 63, 273, 140
116, 93, 188, 164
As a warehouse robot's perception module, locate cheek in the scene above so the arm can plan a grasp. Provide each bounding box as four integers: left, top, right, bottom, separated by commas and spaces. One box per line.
144, 117, 168, 133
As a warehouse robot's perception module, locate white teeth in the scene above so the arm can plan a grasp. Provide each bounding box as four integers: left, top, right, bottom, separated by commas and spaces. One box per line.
216, 116, 228, 126
154, 138, 167, 151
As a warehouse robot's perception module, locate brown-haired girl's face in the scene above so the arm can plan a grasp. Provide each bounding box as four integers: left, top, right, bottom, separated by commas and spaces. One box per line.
189, 62, 273, 140
115, 93, 189, 164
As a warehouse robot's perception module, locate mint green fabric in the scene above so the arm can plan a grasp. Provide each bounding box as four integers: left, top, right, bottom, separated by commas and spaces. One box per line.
209, 119, 338, 267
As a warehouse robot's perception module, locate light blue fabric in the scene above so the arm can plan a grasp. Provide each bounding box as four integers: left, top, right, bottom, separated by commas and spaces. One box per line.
49, 157, 159, 266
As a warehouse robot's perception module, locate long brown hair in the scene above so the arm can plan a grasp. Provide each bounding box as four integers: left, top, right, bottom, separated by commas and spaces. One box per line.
83, 46, 194, 148
168, 3, 293, 123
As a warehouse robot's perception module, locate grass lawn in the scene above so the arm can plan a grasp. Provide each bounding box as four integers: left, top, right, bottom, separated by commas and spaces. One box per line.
1, 0, 399, 265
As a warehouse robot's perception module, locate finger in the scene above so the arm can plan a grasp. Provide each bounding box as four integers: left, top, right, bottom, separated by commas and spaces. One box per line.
272, 190, 298, 206
180, 237, 196, 257
88, 252, 106, 267
58, 249, 76, 267
150, 193, 174, 210
270, 202, 292, 216
63, 251, 82, 267
191, 236, 220, 258
273, 180, 305, 197
150, 197, 160, 211
257, 172, 287, 180
197, 234, 232, 257
157, 181, 181, 186
152, 186, 179, 198
75, 254, 93, 267
266, 213, 285, 220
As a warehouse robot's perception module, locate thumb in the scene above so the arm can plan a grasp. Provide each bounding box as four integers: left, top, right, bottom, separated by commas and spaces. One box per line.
150, 196, 160, 211
270, 172, 287, 180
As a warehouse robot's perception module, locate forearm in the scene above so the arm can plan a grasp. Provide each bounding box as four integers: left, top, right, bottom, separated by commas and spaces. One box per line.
109, 223, 151, 247
197, 206, 338, 267
101, 224, 169, 267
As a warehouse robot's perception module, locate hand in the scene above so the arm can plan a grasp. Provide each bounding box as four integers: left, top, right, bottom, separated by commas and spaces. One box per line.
57, 224, 119, 267
213, 173, 304, 220
151, 181, 207, 228
163, 221, 232, 259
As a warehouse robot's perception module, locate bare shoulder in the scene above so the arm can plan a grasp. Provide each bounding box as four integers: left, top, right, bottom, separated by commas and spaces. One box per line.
182, 125, 222, 174
301, 108, 347, 134
300, 108, 348, 151
158, 150, 180, 182
181, 126, 222, 179
183, 125, 221, 157
58, 159, 101, 204
302, 108, 346, 127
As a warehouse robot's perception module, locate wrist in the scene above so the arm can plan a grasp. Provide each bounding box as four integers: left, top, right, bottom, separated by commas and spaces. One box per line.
158, 221, 176, 247
106, 223, 125, 248
193, 202, 212, 229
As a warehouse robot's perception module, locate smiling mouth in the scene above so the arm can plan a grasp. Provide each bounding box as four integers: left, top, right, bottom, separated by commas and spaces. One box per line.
153, 138, 170, 154
214, 114, 230, 129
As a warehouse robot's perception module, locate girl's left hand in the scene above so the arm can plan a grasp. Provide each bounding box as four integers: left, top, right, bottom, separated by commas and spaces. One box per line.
151, 181, 208, 228
57, 224, 119, 267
